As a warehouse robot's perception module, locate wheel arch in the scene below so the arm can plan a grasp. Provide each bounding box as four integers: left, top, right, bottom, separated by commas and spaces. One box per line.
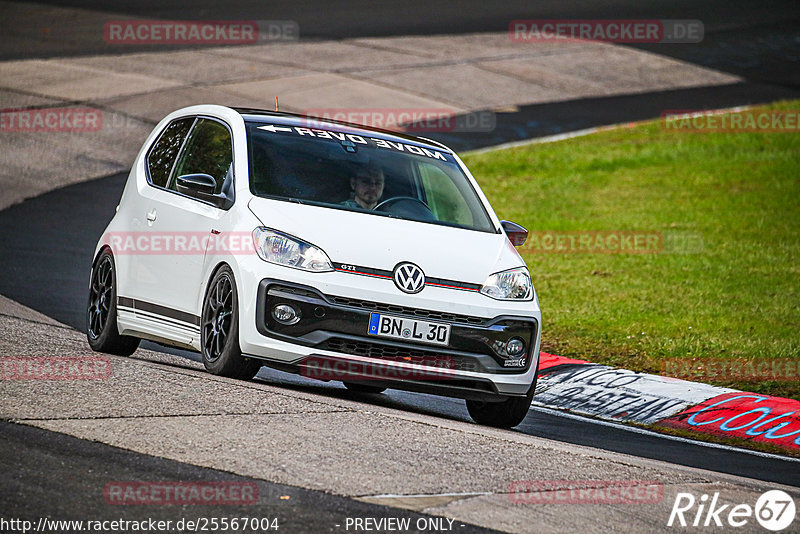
89, 245, 114, 290
91, 244, 112, 268
198, 260, 236, 311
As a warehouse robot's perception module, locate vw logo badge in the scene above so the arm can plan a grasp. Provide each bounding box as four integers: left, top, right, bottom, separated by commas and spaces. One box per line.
393, 262, 425, 294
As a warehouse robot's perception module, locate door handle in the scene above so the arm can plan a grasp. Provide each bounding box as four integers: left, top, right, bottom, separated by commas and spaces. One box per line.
146, 209, 157, 222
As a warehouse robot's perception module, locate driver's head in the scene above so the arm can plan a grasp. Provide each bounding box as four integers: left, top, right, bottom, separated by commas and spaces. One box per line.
350, 166, 385, 210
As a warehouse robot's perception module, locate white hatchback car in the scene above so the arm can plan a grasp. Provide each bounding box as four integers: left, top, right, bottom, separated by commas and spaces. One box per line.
88, 105, 541, 427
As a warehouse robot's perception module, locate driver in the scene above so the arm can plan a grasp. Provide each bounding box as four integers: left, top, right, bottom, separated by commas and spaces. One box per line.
341, 166, 385, 210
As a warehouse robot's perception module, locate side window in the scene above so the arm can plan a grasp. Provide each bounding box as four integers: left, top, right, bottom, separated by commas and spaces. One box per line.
170, 118, 233, 194
418, 162, 475, 227
146, 118, 194, 188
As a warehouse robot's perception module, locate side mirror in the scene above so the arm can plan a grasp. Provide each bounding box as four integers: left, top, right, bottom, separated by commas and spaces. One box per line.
176, 173, 217, 196
501, 220, 528, 247
175, 174, 233, 210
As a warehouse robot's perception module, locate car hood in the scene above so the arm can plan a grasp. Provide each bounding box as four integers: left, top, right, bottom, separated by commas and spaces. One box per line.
248, 197, 525, 284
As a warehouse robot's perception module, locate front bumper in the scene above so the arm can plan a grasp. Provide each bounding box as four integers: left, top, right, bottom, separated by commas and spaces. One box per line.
248, 279, 540, 399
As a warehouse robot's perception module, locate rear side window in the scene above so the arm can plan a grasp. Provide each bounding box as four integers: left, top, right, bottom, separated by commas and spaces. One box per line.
146, 117, 194, 188
170, 118, 233, 194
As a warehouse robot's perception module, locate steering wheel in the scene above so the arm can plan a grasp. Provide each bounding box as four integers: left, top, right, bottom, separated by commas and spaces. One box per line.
373, 196, 436, 221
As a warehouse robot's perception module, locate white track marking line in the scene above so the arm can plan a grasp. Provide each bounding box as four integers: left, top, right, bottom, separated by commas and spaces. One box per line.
363, 491, 493, 499
465, 104, 758, 155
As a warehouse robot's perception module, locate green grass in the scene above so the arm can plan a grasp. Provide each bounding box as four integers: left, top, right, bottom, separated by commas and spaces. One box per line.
464, 101, 800, 400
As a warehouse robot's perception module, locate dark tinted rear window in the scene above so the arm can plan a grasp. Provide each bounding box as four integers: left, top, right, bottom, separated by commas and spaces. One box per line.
146, 117, 194, 188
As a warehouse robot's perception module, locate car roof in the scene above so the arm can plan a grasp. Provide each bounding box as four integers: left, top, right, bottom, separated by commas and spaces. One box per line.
233, 108, 452, 153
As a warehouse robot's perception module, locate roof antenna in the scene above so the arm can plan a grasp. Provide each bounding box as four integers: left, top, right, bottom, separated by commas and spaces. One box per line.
275, 96, 279, 112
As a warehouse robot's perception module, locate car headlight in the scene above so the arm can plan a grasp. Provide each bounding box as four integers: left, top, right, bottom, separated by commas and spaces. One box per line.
252, 228, 333, 272
480, 267, 533, 300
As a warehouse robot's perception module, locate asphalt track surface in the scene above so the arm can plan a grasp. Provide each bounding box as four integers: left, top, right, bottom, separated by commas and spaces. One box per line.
428, 83, 800, 152
0, 420, 502, 533
4, 0, 800, 91
4, 1, 798, 150
0, 172, 798, 490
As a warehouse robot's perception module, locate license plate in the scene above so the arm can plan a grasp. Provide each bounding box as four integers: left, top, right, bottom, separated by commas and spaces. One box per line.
367, 313, 451, 346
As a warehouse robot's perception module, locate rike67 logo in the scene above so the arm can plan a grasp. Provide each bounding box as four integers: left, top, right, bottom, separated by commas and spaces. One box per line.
668, 490, 796, 531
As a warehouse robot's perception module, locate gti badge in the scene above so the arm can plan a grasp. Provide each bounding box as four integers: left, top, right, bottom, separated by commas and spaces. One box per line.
393, 262, 425, 294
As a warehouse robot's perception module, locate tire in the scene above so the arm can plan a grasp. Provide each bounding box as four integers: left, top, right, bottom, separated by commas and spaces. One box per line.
343, 382, 387, 394
201, 266, 261, 380
86, 250, 140, 356
465, 374, 538, 428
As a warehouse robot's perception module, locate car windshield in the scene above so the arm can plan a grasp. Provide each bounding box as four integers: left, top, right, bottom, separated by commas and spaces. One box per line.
244, 120, 496, 233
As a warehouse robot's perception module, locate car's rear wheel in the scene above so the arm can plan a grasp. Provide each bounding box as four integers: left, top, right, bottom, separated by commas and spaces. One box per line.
87, 250, 140, 356
201, 266, 261, 380
343, 382, 387, 394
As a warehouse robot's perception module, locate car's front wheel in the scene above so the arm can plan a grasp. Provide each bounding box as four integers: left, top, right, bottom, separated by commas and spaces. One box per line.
466, 395, 533, 428
87, 250, 140, 356
465, 375, 537, 428
201, 266, 261, 380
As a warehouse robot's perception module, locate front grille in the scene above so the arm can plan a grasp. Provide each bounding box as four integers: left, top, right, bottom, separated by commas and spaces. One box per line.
263, 282, 535, 375
321, 338, 485, 373
326, 295, 486, 325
